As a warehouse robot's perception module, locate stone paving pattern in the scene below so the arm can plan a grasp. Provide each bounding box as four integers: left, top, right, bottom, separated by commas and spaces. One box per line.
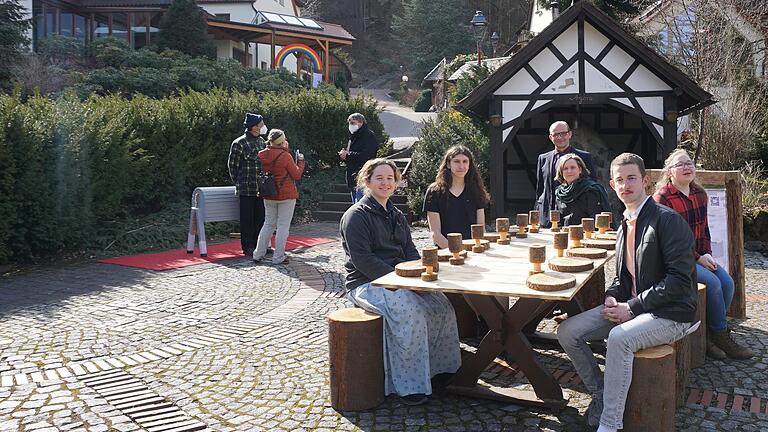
1, 222, 767, 431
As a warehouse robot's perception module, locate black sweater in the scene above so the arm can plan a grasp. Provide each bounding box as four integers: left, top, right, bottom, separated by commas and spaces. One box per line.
340, 195, 420, 291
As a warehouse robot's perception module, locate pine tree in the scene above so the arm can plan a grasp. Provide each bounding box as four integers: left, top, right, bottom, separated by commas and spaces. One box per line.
156, 0, 215, 58
393, 0, 476, 81
0, 0, 30, 84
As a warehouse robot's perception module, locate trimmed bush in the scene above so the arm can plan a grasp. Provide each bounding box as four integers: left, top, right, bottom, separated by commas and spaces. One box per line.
0, 88, 387, 264
413, 89, 432, 112
406, 111, 489, 217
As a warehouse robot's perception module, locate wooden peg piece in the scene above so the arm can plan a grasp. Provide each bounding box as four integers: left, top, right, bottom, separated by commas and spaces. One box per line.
528, 210, 540, 233
569, 225, 584, 248
596, 214, 611, 234
528, 244, 546, 274
516, 213, 529, 238
582, 218, 595, 239
553, 232, 569, 257
550, 210, 561, 232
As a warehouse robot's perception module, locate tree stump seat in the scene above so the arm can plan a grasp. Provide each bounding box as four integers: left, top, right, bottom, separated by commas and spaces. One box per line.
327, 308, 385, 411
624, 344, 676, 432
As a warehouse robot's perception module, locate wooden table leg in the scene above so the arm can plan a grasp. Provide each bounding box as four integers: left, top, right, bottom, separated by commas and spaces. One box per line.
447, 295, 567, 410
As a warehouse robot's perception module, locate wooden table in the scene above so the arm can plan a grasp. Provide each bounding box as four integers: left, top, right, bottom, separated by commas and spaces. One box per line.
372, 231, 614, 410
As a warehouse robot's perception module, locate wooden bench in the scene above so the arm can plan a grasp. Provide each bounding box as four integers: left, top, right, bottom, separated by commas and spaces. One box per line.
186, 186, 240, 256
327, 308, 384, 411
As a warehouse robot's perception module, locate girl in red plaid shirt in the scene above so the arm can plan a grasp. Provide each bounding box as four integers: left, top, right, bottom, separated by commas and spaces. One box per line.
653, 149, 752, 360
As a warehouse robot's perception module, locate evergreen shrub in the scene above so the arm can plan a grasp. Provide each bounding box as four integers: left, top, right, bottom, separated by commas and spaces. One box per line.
0, 88, 386, 264
406, 110, 489, 217
413, 89, 432, 112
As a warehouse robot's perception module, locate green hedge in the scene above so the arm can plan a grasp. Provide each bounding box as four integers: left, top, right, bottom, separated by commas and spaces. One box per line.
0, 88, 387, 264
406, 111, 489, 217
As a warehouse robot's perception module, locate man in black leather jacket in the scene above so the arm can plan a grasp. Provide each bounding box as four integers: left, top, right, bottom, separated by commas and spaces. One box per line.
557, 153, 697, 432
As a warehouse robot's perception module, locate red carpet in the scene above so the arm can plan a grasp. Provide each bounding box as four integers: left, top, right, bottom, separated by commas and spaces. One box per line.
98, 236, 336, 271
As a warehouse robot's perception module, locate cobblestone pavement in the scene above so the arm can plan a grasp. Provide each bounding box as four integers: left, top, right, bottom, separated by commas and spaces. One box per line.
1, 222, 767, 431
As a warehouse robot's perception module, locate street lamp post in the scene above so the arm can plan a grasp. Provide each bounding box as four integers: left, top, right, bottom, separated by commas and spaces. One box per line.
490, 31, 500, 58
470, 11, 487, 66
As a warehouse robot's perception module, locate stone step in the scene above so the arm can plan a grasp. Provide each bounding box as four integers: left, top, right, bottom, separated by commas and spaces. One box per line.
313, 210, 345, 222
320, 201, 409, 212
322, 192, 407, 205
332, 184, 349, 193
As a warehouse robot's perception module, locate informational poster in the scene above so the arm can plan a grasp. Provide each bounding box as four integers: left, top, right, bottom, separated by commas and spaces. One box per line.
705, 188, 729, 270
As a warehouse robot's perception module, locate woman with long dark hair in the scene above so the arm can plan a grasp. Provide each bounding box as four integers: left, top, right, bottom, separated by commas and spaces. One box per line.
423, 145, 489, 248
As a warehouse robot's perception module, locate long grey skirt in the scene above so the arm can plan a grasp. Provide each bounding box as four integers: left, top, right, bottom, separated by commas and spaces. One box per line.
347, 283, 462, 396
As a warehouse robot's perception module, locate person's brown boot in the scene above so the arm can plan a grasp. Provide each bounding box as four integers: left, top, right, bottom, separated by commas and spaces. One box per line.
706, 331, 727, 360
712, 328, 753, 360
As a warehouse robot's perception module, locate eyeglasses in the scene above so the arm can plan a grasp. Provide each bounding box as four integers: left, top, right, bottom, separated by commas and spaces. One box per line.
550, 131, 570, 138
671, 161, 695, 169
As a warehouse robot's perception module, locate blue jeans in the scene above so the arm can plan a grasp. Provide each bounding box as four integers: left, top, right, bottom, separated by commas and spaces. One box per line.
350, 187, 364, 203
557, 305, 690, 430
696, 263, 735, 332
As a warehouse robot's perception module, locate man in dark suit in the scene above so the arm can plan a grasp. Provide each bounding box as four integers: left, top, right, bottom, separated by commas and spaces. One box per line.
557, 153, 697, 432
535, 121, 596, 227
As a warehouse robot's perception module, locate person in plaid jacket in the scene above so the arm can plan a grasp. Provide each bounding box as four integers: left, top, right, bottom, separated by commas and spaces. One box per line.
228, 113, 268, 256
654, 149, 752, 360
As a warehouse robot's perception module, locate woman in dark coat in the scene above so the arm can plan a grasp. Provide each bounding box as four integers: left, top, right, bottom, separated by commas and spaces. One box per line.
554, 154, 611, 226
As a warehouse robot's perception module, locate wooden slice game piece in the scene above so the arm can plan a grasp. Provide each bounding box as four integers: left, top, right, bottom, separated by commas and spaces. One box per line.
548, 256, 594, 272
438, 248, 466, 261
550, 210, 561, 232
595, 233, 617, 241
449, 256, 465, 265
421, 272, 438, 282
567, 247, 607, 259
395, 260, 425, 277
462, 239, 490, 251
527, 272, 577, 292
582, 218, 595, 239
483, 233, 500, 242
582, 238, 616, 250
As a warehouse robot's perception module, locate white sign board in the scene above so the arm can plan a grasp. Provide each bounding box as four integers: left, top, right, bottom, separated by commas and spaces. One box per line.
705, 188, 729, 270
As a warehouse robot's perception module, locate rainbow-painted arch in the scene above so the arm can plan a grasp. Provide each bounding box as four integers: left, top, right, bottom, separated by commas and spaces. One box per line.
274, 44, 324, 73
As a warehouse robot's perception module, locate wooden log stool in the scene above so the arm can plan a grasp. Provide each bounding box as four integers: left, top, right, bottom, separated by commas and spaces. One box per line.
624, 345, 676, 432
672, 333, 691, 407
691, 283, 707, 368
327, 308, 385, 411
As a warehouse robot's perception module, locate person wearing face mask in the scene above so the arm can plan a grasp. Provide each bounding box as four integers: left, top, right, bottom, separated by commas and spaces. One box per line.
253, 129, 305, 265
228, 112, 269, 257
339, 113, 379, 203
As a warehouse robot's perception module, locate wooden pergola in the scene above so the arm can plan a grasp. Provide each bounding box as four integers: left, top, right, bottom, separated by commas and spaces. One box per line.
206, 18, 354, 82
